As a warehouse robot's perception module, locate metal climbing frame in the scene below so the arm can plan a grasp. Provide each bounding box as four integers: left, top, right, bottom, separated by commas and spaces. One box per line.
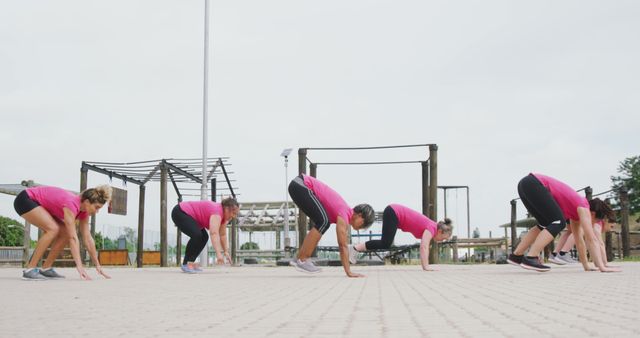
295, 144, 440, 263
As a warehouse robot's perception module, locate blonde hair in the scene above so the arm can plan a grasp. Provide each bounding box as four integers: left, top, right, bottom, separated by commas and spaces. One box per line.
81, 185, 113, 205
437, 218, 454, 235
221, 197, 239, 209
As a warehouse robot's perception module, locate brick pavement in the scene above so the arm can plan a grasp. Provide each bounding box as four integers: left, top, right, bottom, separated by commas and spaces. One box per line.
1, 263, 639, 337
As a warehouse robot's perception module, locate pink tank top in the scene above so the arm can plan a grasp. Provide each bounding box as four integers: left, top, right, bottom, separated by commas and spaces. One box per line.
390, 204, 436, 239
179, 201, 226, 229
26, 186, 88, 221
302, 175, 353, 224
532, 173, 589, 221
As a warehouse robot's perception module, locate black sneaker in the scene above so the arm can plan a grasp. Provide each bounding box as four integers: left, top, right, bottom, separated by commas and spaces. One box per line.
507, 254, 523, 266
520, 256, 550, 272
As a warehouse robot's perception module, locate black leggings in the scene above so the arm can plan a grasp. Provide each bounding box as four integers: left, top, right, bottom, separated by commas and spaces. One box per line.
288, 175, 331, 234
14, 190, 40, 215
517, 174, 566, 236
172, 205, 209, 265
365, 206, 398, 250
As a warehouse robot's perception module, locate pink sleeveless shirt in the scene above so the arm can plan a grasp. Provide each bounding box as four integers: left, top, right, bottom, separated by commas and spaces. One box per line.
179, 201, 226, 229
390, 204, 436, 239
302, 175, 353, 224
532, 173, 589, 221
26, 186, 88, 221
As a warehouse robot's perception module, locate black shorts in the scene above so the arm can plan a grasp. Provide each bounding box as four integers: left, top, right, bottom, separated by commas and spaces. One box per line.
288, 175, 331, 234
517, 174, 566, 232
14, 190, 40, 216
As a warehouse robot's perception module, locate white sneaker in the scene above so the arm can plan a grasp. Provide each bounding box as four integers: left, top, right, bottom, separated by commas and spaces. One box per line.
548, 255, 567, 265
558, 254, 578, 264
348, 245, 359, 264
290, 259, 321, 274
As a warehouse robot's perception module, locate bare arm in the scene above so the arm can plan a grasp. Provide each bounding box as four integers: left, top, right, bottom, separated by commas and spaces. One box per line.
208, 215, 224, 264
593, 224, 608, 265
80, 218, 110, 279
337, 216, 362, 278
420, 230, 434, 271
63, 208, 90, 280
219, 221, 231, 264
570, 219, 591, 271
577, 207, 619, 272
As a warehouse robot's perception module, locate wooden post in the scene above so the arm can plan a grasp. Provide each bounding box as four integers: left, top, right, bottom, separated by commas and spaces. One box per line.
620, 188, 630, 258
297, 148, 308, 250
428, 145, 438, 264
308, 163, 319, 255
80, 166, 89, 263
231, 218, 237, 265
585, 186, 593, 201
510, 199, 517, 253
160, 163, 168, 267
605, 232, 614, 261
22, 220, 31, 267
617, 232, 622, 259
452, 236, 459, 263
309, 163, 317, 178
421, 161, 429, 224
176, 196, 182, 266
137, 185, 145, 268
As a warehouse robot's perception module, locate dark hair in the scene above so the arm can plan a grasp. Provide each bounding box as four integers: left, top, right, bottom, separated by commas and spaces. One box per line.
81, 185, 112, 204
589, 198, 614, 221
353, 204, 375, 229
437, 218, 453, 235
221, 197, 239, 209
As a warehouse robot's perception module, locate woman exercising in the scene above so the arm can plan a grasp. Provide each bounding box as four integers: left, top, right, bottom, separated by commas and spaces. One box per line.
171, 198, 239, 273
508, 173, 619, 272
288, 174, 375, 277
14, 185, 112, 280
348, 204, 453, 271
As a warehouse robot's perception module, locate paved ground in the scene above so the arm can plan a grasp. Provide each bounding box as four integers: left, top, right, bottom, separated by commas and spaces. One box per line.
1, 263, 639, 337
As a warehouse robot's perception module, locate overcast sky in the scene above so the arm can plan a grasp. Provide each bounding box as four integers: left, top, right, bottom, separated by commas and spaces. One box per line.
1, 1, 638, 248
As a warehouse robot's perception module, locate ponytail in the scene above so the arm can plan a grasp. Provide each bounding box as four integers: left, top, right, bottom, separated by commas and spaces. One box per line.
81, 185, 113, 204
437, 218, 453, 235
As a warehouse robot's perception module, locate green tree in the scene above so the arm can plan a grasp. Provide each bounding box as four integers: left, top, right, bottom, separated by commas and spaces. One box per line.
611, 155, 640, 221
0, 216, 25, 246
93, 231, 118, 250
240, 242, 259, 250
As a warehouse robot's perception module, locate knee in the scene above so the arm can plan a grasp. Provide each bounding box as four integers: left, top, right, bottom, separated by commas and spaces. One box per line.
46, 224, 61, 236
198, 229, 209, 243
546, 220, 566, 237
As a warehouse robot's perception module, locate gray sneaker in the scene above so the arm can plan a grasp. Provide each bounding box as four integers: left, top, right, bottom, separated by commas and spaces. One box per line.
348, 245, 359, 264
22, 268, 48, 281
40, 268, 65, 279
290, 259, 321, 274
548, 255, 567, 265
559, 254, 578, 264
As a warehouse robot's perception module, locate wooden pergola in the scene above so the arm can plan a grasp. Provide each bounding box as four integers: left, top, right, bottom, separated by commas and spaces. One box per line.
81, 157, 238, 267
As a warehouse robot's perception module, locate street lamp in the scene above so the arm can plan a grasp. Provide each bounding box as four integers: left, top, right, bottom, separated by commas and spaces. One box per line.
280, 148, 293, 254
199, 0, 211, 267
